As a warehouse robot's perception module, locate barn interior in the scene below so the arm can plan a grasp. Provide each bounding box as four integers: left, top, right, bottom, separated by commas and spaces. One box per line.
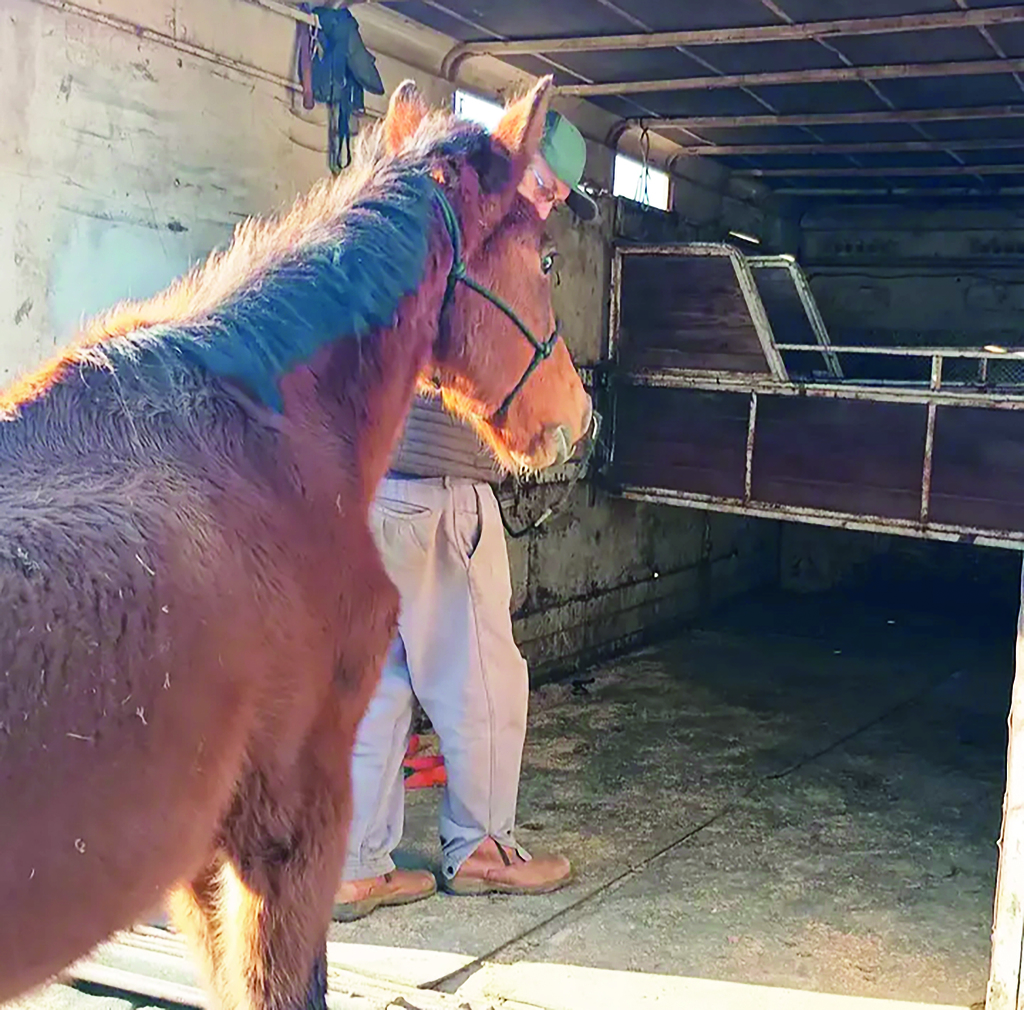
5, 2, 1024, 1009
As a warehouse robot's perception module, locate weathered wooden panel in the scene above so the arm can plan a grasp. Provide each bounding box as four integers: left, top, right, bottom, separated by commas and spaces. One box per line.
931, 407, 1024, 532
618, 255, 771, 373
751, 397, 928, 520
609, 385, 750, 498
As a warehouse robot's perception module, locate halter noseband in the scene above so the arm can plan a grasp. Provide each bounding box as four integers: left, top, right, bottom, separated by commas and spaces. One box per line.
431, 186, 562, 421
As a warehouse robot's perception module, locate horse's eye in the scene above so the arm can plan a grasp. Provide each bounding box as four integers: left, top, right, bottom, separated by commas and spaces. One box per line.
540, 253, 556, 275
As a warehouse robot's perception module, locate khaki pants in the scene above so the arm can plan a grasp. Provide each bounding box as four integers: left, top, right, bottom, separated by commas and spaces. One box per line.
342, 477, 530, 881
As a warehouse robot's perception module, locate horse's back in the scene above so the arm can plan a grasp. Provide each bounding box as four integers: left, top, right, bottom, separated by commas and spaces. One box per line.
0, 364, 381, 1001
0, 400, 293, 996
0, 452, 252, 994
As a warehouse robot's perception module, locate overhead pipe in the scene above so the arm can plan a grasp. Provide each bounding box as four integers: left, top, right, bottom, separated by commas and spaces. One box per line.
443, 6, 1024, 59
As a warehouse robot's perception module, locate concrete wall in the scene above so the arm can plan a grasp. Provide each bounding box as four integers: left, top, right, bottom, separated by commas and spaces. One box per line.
506, 192, 781, 677
2, 0, 330, 383
511, 495, 779, 680
1, 0, 779, 681
777, 521, 1020, 633
798, 202, 1024, 349
767, 200, 1024, 616
1, 0, 506, 385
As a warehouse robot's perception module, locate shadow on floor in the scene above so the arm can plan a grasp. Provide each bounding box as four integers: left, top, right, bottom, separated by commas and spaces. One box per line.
329, 572, 1011, 1008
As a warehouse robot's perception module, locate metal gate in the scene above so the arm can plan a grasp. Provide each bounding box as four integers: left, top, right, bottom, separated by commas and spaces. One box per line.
601, 242, 1024, 550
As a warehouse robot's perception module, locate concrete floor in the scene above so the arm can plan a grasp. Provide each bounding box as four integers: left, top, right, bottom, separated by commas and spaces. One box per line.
327, 577, 1015, 1008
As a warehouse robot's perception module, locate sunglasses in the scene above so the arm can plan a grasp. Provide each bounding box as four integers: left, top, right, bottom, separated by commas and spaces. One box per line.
530, 166, 561, 205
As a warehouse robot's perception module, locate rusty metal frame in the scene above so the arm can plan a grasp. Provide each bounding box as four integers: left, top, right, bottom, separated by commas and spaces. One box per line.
744, 392, 758, 504
649, 105, 1024, 132
607, 245, 1024, 547
773, 345, 1024, 363
608, 243, 789, 381
615, 484, 1024, 551
618, 364, 1024, 406
738, 163, 1024, 179
611, 360, 1024, 547
675, 137, 1024, 157
442, 6, 1024, 64
554, 58, 1024, 98
747, 255, 843, 379
921, 402, 938, 524
608, 246, 624, 364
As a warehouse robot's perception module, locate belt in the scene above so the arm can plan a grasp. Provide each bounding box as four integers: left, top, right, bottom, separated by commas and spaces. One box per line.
384, 472, 487, 488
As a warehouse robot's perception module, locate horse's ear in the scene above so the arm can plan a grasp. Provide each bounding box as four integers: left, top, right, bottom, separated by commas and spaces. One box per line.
384, 80, 430, 154
492, 76, 554, 188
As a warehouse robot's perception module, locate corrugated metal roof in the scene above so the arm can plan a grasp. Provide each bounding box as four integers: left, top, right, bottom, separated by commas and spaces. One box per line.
385, 0, 1024, 196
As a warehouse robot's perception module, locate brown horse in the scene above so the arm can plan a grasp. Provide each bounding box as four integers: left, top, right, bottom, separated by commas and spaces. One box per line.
0, 76, 590, 1010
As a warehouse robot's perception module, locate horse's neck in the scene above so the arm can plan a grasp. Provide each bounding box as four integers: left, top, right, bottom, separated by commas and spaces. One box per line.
279, 267, 448, 509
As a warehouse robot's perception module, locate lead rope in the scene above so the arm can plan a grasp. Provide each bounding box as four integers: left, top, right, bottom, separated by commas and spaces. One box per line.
498, 410, 602, 539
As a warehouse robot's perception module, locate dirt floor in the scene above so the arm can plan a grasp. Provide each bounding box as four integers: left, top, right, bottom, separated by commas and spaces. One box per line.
326, 559, 1017, 1009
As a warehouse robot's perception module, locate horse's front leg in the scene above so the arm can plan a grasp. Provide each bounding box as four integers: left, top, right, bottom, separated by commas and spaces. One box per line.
208, 537, 398, 1010
215, 702, 353, 1010
167, 856, 234, 1009
169, 844, 332, 1010
217, 647, 396, 1009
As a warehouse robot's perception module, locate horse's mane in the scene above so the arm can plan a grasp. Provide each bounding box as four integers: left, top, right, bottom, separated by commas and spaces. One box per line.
1, 110, 492, 416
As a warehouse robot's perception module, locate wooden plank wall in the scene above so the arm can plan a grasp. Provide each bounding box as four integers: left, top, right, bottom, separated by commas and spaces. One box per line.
618, 256, 771, 373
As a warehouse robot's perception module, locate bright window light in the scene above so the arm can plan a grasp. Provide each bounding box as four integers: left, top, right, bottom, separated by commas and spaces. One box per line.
613, 153, 670, 211
453, 89, 504, 131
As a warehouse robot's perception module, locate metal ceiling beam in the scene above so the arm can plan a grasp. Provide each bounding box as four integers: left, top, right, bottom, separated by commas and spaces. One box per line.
423, 0, 681, 134
677, 137, 1024, 157
442, 5, 1024, 65
735, 163, 1024, 178
753, 0, 974, 181
582, 0, 856, 167
774, 186, 1024, 196
553, 58, 1024, 98
955, 0, 1024, 97
647, 104, 1024, 131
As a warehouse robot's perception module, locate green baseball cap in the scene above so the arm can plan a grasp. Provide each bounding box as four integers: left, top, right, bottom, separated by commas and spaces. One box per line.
539, 110, 598, 221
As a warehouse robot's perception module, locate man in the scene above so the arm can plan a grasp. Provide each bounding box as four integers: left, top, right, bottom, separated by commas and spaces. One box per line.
333, 107, 598, 922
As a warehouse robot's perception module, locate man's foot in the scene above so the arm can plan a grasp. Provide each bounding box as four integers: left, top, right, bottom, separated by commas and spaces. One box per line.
333, 869, 437, 923
444, 837, 573, 896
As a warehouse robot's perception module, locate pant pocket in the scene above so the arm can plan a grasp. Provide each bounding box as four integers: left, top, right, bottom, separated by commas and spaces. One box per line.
372, 497, 435, 554
453, 505, 483, 563
374, 498, 432, 520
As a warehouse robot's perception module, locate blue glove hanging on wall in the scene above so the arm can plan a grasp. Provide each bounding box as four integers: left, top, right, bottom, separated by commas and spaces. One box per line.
297, 6, 385, 174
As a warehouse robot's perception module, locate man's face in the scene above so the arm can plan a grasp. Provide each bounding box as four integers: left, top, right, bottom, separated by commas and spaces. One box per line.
517, 153, 571, 221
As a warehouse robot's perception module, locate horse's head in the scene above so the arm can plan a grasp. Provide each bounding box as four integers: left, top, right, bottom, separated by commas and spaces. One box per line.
384, 78, 593, 472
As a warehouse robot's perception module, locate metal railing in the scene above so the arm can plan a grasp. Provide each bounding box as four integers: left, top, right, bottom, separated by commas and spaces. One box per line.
605, 243, 1024, 548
